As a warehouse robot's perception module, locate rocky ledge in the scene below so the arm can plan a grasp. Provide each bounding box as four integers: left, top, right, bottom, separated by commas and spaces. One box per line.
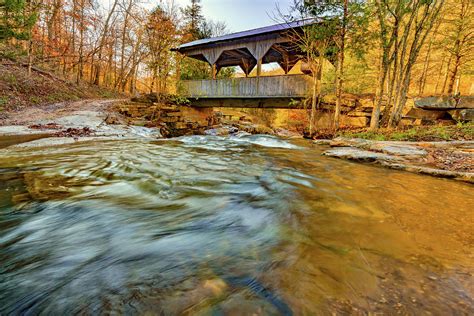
319, 137, 474, 183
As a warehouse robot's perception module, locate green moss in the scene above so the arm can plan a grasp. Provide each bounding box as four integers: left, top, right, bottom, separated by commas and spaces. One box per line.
99, 90, 115, 98
29, 96, 41, 104
0, 96, 8, 107
337, 123, 473, 142
4, 73, 17, 85
339, 130, 386, 141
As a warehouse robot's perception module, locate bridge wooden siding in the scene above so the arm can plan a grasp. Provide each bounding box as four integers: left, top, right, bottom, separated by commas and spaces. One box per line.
181, 75, 311, 99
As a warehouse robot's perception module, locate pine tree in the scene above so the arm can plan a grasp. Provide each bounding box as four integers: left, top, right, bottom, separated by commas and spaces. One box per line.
181, 0, 204, 40
0, 0, 38, 41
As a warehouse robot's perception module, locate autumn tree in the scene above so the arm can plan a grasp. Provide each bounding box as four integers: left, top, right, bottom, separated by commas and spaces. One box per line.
285, 1, 338, 136
93, 0, 118, 86
440, 0, 473, 95
303, 0, 367, 129
370, 0, 445, 129
145, 5, 176, 95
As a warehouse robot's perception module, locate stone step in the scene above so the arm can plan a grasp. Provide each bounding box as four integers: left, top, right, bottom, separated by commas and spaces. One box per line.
347, 111, 371, 118
160, 117, 180, 123
174, 122, 189, 129
164, 111, 183, 117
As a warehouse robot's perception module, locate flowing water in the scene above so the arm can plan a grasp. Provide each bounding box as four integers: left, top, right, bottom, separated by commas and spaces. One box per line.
0, 135, 472, 315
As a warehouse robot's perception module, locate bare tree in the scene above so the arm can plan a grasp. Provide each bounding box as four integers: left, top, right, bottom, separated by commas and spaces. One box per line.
370, 0, 445, 129
442, 0, 473, 95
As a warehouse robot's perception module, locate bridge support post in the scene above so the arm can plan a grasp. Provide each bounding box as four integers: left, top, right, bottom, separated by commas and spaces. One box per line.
212, 63, 217, 80
256, 58, 262, 94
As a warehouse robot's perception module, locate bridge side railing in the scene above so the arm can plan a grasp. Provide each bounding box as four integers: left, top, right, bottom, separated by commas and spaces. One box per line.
180, 74, 311, 98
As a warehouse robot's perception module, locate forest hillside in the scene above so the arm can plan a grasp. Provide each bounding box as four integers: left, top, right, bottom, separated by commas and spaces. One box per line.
0, 54, 117, 111
0, 0, 473, 130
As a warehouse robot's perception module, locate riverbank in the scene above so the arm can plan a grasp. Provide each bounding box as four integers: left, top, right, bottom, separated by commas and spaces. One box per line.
317, 138, 474, 183
311, 124, 474, 141
0, 99, 472, 183
0, 99, 162, 148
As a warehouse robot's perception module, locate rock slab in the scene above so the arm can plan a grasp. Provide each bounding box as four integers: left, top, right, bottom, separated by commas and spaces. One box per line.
320, 137, 473, 183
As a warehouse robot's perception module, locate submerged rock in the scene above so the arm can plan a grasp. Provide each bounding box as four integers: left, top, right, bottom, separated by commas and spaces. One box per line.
323, 147, 403, 163
330, 138, 428, 158
204, 126, 239, 136
274, 128, 301, 138
240, 123, 274, 135
370, 144, 428, 157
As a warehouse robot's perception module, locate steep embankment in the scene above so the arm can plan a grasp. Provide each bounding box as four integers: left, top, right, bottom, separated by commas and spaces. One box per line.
0, 58, 117, 113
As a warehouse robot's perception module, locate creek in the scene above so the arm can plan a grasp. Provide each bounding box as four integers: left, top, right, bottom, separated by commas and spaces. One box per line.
0, 135, 472, 314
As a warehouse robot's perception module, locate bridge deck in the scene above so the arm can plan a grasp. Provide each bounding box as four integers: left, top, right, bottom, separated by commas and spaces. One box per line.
181, 75, 311, 99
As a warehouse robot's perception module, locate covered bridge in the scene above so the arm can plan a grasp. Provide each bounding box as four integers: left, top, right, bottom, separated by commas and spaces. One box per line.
172, 20, 317, 108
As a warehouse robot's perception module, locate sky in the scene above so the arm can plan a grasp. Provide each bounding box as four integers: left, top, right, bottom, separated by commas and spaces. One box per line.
173, 0, 294, 32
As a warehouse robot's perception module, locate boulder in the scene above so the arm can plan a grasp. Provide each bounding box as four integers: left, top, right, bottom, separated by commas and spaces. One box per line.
274, 128, 301, 138
399, 117, 417, 127
414, 96, 456, 110
448, 109, 474, 122
160, 116, 180, 123
105, 113, 127, 125
457, 96, 474, 109
242, 124, 274, 135
174, 122, 188, 129
358, 98, 375, 108
341, 116, 369, 127
404, 108, 448, 120
204, 126, 238, 136
166, 111, 183, 117
347, 111, 372, 117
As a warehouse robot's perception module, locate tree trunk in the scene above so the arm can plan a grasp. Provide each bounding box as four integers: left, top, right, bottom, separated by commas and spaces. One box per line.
334, 0, 348, 130
441, 53, 453, 94
309, 71, 317, 137
119, 0, 133, 91
370, 53, 388, 130
77, 0, 85, 84
389, 72, 411, 127
94, 0, 118, 86
447, 40, 461, 95
434, 53, 446, 94
418, 38, 433, 96
27, 38, 33, 76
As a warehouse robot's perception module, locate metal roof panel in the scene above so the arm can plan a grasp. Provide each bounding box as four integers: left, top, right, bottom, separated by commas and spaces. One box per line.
175, 19, 316, 51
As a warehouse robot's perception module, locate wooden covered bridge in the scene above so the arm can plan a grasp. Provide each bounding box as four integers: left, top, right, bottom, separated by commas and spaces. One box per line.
172, 20, 316, 108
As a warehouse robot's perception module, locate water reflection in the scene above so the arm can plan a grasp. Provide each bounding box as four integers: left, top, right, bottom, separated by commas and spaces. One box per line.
0, 135, 472, 314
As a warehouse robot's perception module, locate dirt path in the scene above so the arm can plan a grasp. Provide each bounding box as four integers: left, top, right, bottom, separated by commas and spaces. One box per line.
0, 99, 162, 147
0, 99, 122, 126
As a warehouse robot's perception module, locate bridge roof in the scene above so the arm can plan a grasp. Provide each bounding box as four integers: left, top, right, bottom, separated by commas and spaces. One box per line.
172, 19, 321, 76
174, 19, 316, 52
